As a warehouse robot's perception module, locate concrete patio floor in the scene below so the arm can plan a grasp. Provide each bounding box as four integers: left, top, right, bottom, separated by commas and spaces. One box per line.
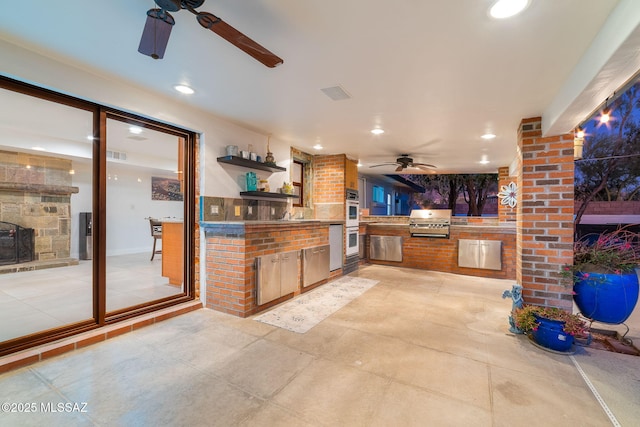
0, 264, 638, 426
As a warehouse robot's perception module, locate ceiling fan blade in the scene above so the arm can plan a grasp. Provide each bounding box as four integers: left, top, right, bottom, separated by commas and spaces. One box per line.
395, 165, 404, 172
414, 163, 437, 169
369, 163, 397, 168
138, 9, 176, 59
196, 12, 284, 68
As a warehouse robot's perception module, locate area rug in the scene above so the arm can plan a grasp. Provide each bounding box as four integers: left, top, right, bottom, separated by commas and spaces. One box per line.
253, 276, 379, 333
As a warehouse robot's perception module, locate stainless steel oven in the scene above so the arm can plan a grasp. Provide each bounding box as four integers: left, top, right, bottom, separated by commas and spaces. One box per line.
346, 189, 359, 228
345, 226, 359, 257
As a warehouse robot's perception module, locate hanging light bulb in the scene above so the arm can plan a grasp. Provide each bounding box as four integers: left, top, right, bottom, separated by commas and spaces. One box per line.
599, 96, 612, 124
573, 126, 584, 160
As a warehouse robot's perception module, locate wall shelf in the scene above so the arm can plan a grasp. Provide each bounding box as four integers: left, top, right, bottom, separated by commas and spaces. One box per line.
217, 156, 286, 173
240, 191, 297, 199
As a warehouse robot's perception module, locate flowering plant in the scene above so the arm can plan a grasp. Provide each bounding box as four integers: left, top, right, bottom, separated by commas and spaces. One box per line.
561, 226, 640, 285
513, 305, 588, 336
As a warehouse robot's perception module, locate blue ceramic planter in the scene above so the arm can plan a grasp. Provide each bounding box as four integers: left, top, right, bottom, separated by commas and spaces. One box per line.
531, 314, 574, 352
573, 272, 639, 324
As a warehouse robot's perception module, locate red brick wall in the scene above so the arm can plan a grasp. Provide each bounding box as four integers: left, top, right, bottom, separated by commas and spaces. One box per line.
517, 117, 574, 309
498, 166, 517, 223
575, 200, 640, 216
365, 225, 516, 280
313, 154, 346, 204
205, 222, 329, 317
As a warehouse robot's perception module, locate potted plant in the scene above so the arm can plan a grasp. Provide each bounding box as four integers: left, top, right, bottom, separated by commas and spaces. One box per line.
562, 226, 640, 324
513, 305, 589, 352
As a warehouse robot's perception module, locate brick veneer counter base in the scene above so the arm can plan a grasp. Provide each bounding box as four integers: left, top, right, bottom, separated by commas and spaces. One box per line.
364, 223, 516, 280
202, 221, 339, 317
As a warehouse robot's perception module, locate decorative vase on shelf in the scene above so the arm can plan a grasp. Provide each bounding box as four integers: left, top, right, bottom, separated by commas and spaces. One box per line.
246, 172, 257, 192
573, 271, 639, 324
264, 134, 276, 167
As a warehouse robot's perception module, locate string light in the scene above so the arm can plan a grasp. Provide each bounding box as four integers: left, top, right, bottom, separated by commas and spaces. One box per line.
573, 126, 585, 160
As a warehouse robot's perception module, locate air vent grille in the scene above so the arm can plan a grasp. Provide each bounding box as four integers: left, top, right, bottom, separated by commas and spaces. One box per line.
320, 85, 351, 101
106, 150, 127, 161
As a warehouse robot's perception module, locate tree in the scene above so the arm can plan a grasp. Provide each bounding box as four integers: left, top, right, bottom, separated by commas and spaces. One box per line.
575, 82, 640, 225
405, 173, 496, 215
462, 174, 498, 216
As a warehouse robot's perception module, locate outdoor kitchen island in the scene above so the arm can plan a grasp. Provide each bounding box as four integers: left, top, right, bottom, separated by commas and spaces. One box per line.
361, 215, 516, 280
200, 220, 346, 317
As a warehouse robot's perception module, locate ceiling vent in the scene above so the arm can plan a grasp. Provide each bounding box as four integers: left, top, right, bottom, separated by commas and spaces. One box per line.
126, 135, 148, 141
320, 85, 351, 101
106, 150, 127, 161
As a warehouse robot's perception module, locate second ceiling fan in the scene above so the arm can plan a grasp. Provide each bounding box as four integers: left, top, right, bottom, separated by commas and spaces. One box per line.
138, 0, 283, 68
369, 154, 437, 172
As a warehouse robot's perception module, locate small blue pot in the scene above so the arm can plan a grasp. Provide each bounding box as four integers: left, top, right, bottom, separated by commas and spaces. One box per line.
573, 272, 639, 324
531, 314, 574, 352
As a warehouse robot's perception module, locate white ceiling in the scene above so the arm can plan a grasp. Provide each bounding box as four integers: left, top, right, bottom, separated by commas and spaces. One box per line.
0, 0, 632, 175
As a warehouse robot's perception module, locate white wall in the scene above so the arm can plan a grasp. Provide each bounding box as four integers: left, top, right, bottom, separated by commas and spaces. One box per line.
69, 161, 184, 258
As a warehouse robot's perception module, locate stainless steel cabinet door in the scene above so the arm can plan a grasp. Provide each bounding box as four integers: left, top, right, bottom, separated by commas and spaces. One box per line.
256, 253, 280, 305
280, 250, 299, 295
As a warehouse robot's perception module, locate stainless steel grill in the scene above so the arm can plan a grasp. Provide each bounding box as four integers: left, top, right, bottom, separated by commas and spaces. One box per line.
409, 209, 452, 238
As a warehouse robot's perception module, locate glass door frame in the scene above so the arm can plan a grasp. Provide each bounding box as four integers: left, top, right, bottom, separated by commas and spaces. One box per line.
0, 76, 196, 356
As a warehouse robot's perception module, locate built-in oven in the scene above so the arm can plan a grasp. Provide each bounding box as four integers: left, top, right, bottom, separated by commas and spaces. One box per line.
345, 226, 359, 257
346, 189, 359, 228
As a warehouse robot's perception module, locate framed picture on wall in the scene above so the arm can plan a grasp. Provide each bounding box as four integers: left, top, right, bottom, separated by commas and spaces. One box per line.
151, 176, 183, 201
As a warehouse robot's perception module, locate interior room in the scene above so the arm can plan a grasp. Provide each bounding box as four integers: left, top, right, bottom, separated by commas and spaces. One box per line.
1, 0, 639, 425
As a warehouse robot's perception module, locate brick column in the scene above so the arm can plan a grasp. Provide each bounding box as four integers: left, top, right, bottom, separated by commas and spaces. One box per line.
497, 166, 516, 223
313, 154, 346, 219
516, 117, 574, 309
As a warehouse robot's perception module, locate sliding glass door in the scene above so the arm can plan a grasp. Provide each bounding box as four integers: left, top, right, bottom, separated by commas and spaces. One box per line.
0, 86, 95, 343
105, 117, 185, 313
0, 77, 194, 355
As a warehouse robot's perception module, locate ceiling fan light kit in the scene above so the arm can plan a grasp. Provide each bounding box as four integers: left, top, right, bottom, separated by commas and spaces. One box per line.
138, 9, 175, 60
138, 0, 283, 67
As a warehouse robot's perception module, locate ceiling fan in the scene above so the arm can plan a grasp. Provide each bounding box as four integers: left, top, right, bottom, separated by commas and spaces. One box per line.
138, 0, 284, 68
369, 154, 437, 172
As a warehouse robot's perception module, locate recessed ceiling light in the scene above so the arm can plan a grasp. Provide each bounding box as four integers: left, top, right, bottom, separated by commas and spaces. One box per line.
481, 133, 496, 140
129, 126, 143, 134
357, 161, 362, 168
32, 146, 46, 151
479, 159, 490, 165
313, 144, 323, 150
174, 84, 194, 95
489, 0, 529, 19
371, 128, 385, 135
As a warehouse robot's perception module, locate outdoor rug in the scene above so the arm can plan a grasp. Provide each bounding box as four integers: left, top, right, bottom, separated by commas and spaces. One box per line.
253, 276, 379, 333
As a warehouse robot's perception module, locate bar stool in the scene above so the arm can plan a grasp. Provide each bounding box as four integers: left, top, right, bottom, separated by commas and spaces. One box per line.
149, 218, 162, 261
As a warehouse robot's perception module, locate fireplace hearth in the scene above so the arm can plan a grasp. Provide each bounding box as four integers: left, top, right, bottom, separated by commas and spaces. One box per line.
0, 221, 35, 266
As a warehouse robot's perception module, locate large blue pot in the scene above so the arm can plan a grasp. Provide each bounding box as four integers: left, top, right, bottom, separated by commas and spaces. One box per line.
573, 272, 639, 324
531, 314, 574, 352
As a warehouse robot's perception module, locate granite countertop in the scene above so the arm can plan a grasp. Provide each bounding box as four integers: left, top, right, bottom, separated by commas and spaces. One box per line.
200, 219, 344, 226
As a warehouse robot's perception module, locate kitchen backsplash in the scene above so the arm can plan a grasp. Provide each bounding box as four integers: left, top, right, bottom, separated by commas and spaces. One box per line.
200, 196, 288, 222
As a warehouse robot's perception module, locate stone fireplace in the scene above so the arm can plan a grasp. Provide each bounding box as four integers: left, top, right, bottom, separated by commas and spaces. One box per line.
0, 150, 79, 268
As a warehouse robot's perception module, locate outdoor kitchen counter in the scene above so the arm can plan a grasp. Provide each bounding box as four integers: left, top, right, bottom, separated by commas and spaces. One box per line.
362, 220, 516, 280
200, 220, 343, 318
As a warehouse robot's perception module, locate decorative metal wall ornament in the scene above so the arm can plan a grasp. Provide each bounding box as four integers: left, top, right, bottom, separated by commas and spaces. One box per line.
497, 181, 517, 208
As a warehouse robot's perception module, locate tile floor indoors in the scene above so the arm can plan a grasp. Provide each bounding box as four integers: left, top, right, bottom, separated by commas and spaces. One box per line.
1, 264, 639, 426
0, 253, 182, 342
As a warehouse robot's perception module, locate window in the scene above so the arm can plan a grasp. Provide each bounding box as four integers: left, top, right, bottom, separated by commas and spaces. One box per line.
292, 160, 304, 207
372, 185, 385, 204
